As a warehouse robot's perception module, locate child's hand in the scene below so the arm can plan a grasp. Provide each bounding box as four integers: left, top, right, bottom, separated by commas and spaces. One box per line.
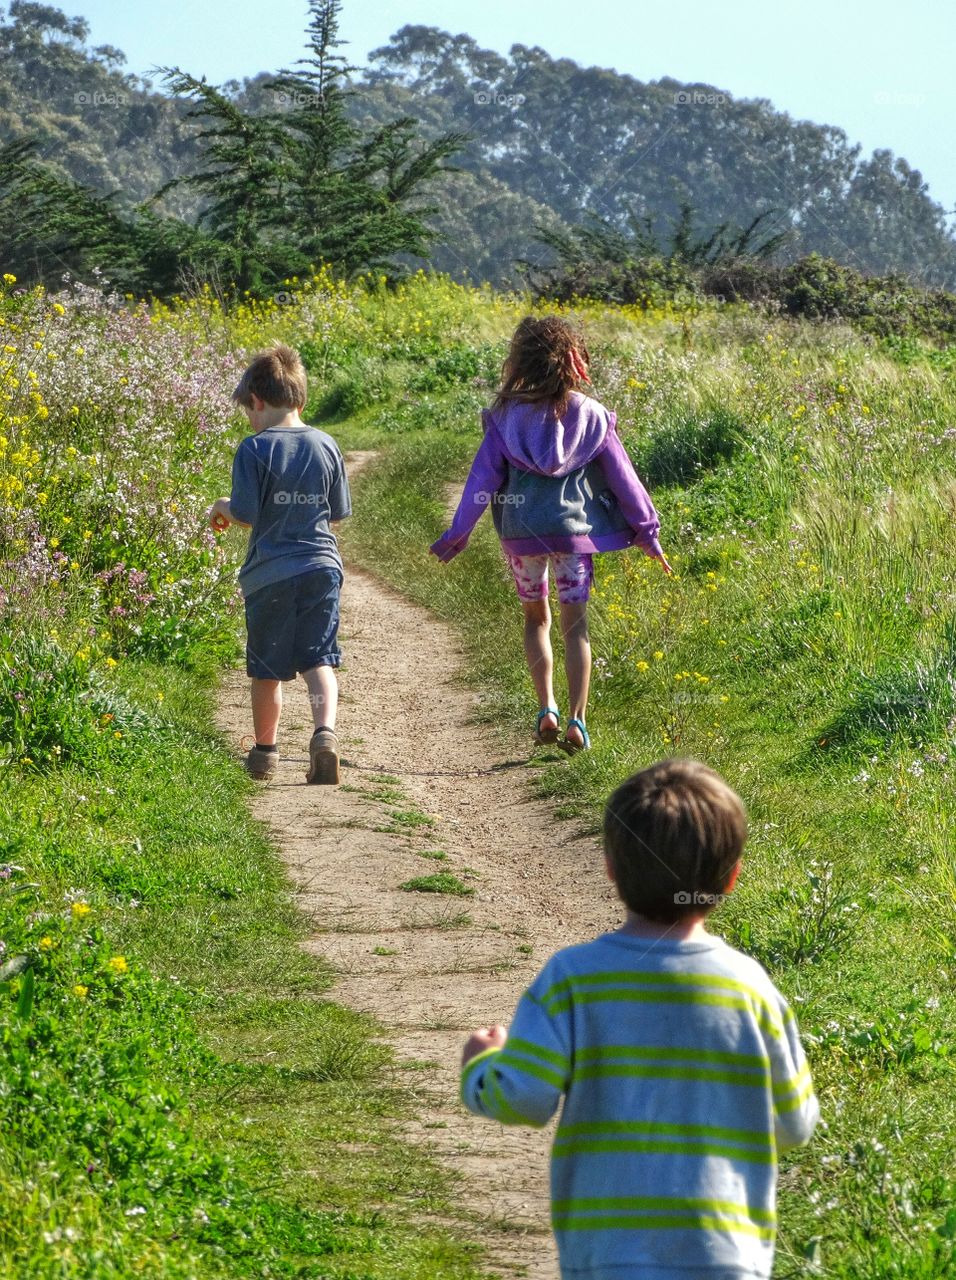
655, 552, 674, 575
462, 1024, 507, 1066
207, 499, 231, 533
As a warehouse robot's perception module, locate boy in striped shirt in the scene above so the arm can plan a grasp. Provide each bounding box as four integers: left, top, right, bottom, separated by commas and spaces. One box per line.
461, 759, 818, 1280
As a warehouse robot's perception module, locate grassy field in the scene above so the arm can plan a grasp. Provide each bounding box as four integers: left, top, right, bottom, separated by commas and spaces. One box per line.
3, 266, 956, 1275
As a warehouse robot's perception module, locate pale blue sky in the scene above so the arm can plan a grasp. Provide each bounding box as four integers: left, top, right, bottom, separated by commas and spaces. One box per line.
68, 0, 956, 219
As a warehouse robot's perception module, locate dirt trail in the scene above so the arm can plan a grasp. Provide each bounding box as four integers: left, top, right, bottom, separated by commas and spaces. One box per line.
214, 455, 618, 1279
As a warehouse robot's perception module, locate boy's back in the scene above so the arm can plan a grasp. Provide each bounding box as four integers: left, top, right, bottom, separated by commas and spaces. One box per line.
229, 423, 350, 597
463, 929, 818, 1280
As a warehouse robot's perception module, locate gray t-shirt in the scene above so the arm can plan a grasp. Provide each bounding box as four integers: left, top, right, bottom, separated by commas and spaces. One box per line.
229, 424, 351, 598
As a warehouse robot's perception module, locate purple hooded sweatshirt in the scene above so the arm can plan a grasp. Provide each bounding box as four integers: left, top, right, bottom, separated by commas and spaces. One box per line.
430, 392, 663, 562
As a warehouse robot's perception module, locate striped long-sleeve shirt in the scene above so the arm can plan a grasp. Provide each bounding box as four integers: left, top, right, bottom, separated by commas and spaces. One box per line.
461, 929, 819, 1280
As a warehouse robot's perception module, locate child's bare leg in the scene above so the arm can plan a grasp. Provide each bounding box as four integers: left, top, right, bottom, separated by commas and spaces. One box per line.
302, 663, 338, 731
251, 677, 282, 745
522, 599, 558, 731
559, 600, 591, 746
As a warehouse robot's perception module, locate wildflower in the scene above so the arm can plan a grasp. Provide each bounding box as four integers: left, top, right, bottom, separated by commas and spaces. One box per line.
653, 650, 664, 660
2, 273, 15, 285
52, 303, 65, 316
113, 730, 123, 740
720, 695, 729, 703
635, 660, 650, 672
71, 902, 91, 920
39, 936, 55, 951
156, 691, 164, 703
73, 984, 88, 998
105, 657, 117, 668
108, 955, 128, 975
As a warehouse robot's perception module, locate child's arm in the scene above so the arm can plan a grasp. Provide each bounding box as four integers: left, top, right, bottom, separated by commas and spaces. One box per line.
596, 421, 671, 571
430, 422, 507, 563
207, 497, 250, 531
223, 439, 261, 530
461, 980, 570, 1129
768, 994, 820, 1152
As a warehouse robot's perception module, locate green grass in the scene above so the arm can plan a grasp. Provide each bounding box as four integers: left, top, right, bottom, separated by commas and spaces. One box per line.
0, 659, 481, 1279
399, 874, 475, 898
334, 310, 956, 1277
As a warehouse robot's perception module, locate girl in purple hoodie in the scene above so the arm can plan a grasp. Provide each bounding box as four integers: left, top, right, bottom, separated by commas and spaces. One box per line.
431, 316, 671, 754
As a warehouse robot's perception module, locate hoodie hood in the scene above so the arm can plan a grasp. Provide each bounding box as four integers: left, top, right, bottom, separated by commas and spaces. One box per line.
485, 392, 612, 477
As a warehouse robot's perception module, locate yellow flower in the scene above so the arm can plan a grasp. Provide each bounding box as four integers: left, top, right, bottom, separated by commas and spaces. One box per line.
52, 303, 65, 316
105, 657, 117, 668
2, 273, 15, 285
113, 730, 123, 740
653, 650, 664, 660
156, 691, 164, 703
73, 984, 89, 998
39, 935, 55, 951
635, 660, 650, 672
37, 492, 48, 505
71, 902, 91, 920
107, 955, 128, 975
720, 695, 730, 703
49, 537, 60, 549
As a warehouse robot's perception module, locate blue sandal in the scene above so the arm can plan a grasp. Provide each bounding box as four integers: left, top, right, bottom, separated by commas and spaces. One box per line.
534, 707, 561, 745
559, 717, 590, 755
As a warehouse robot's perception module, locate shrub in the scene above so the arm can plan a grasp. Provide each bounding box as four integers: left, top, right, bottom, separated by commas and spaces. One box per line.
636, 405, 745, 488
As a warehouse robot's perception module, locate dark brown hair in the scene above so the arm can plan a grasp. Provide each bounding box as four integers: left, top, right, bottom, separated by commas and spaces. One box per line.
493, 315, 590, 418
232, 342, 307, 410
604, 759, 747, 924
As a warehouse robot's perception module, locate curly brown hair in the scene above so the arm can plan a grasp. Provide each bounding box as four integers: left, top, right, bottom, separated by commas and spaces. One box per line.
493, 315, 591, 418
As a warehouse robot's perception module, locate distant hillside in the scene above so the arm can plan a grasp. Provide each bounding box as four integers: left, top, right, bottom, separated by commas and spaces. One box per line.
356, 25, 956, 288
2, 4, 955, 288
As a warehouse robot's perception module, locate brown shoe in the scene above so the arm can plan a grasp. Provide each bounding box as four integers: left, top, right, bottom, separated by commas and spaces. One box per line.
245, 745, 278, 781
306, 726, 339, 785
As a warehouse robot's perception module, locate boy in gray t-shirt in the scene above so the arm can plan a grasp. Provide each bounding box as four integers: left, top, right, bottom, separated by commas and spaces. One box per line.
207, 343, 350, 784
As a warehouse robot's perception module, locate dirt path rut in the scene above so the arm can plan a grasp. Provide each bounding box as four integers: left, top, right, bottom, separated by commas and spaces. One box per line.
215, 465, 619, 1279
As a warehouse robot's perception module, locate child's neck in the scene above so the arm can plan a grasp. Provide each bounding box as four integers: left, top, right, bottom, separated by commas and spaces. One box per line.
253, 407, 302, 433
619, 909, 711, 941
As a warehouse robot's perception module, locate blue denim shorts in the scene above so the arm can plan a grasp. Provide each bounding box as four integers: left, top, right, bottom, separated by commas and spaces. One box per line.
244, 567, 343, 681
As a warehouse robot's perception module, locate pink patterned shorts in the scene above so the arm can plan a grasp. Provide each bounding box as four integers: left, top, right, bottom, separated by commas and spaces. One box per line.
505, 552, 594, 604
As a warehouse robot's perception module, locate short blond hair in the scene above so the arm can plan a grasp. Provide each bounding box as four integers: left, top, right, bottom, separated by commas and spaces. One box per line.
604, 759, 747, 923
233, 342, 307, 410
